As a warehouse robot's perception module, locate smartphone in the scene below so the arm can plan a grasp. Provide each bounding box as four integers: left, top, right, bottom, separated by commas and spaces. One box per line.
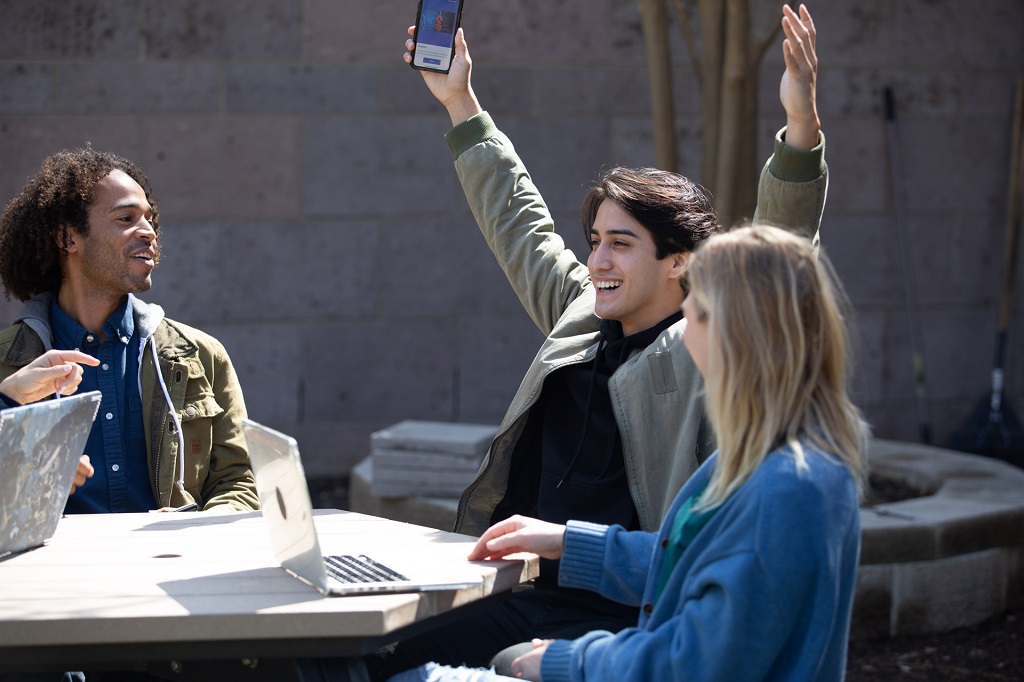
411, 0, 466, 73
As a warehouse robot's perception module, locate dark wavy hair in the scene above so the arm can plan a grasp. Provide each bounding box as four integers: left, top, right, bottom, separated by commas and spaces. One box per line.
0, 148, 160, 301
580, 167, 719, 260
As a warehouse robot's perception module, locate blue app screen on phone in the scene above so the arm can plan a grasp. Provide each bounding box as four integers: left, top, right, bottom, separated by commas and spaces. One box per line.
414, 0, 462, 71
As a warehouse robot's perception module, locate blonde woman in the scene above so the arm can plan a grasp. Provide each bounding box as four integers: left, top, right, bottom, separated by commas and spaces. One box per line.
445, 225, 867, 682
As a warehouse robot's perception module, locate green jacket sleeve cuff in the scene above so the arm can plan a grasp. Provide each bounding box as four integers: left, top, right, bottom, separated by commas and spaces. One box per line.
768, 127, 826, 183
444, 111, 500, 160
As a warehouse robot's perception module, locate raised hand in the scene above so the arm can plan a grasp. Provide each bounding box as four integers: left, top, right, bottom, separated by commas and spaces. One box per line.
404, 26, 482, 127
779, 4, 820, 150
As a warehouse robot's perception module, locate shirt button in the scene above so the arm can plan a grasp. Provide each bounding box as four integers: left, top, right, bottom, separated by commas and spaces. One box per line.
86, 335, 95, 343
121, 336, 129, 344
111, 464, 120, 472
102, 363, 109, 371
105, 412, 113, 420
661, 538, 669, 549
185, 406, 197, 417
643, 603, 654, 615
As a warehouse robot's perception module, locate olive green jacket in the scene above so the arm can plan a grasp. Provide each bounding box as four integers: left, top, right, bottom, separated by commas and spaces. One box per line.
0, 293, 259, 511
447, 113, 828, 536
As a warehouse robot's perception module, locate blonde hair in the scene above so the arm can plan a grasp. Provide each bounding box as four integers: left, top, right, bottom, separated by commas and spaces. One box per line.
687, 225, 867, 509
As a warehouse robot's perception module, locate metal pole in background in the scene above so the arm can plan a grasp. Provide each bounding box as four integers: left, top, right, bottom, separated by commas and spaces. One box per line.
883, 86, 932, 443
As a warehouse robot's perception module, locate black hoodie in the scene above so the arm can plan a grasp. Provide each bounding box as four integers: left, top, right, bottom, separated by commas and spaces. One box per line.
515, 311, 683, 583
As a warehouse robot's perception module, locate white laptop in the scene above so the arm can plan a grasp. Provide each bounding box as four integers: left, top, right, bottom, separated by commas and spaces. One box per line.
242, 419, 481, 596
0, 391, 102, 560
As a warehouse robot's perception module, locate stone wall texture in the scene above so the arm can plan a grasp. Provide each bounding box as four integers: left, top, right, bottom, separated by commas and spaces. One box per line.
2, 0, 1023, 475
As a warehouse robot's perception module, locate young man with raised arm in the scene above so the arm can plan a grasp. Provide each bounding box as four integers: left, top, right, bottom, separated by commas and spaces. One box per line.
369, 5, 827, 678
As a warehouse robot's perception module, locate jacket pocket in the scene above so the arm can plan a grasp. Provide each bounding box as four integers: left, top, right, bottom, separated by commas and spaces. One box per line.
647, 351, 678, 394
178, 393, 223, 490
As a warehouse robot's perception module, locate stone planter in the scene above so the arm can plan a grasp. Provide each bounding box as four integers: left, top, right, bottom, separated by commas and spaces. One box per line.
856, 439, 1024, 635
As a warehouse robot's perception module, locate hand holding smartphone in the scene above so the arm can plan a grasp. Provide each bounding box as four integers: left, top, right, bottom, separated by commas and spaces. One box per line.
411, 0, 466, 73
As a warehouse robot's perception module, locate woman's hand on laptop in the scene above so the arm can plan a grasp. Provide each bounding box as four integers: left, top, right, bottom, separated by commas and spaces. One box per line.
69, 455, 93, 496
0, 350, 99, 404
467, 515, 566, 561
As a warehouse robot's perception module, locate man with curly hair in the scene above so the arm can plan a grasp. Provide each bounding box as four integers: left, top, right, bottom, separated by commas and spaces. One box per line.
0, 148, 259, 514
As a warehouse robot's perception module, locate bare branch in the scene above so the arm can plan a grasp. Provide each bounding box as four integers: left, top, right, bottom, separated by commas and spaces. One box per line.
698, 0, 724, 188
713, 0, 750, 226
753, 1, 793, 65
637, 0, 678, 171
672, 0, 702, 84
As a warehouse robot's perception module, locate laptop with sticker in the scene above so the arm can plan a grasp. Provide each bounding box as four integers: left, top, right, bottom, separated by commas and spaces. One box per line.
243, 419, 481, 596
0, 391, 102, 560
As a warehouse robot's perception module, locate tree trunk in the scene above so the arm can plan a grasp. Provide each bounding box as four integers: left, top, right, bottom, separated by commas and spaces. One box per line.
712, 0, 750, 228
736, 55, 759, 223
637, 0, 677, 171
697, 0, 724, 190
643, 0, 783, 227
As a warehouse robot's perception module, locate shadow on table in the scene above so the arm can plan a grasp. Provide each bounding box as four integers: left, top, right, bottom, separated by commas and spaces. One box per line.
132, 511, 263, 532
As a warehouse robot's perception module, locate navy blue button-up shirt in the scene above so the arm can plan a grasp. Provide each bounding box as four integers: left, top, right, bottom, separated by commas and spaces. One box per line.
52, 296, 154, 513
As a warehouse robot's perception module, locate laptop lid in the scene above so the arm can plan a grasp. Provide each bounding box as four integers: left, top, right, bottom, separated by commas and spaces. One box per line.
242, 419, 481, 596
243, 418, 332, 591
0, 391, 102, 558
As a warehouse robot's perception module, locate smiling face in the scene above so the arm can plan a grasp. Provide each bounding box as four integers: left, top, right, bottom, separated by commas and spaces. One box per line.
587, 199, 689, 336
63, 170, 159, 303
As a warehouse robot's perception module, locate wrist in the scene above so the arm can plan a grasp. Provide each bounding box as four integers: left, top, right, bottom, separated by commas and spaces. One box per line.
446, 91, 482, 128
783, 113, 821, 151
0, 388, 24, 406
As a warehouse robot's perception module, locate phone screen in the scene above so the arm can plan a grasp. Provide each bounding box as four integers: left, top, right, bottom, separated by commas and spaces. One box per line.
412, 0, 465, 73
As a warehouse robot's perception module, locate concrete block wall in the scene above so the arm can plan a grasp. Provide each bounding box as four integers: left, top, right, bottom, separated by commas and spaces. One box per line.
1, 1, 1023, 475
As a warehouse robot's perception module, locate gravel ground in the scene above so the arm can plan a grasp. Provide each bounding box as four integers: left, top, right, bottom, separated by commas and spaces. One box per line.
846, 610, 1023, 681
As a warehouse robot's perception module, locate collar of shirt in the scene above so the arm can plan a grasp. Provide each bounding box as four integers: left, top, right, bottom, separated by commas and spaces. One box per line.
50, 295, 135, 351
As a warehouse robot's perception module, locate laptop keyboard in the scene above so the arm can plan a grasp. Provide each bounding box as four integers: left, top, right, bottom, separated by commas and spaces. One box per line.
324, 554, 410, 584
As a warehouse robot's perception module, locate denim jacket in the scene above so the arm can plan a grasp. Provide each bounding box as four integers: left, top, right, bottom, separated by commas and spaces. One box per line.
0, 293, 259, 511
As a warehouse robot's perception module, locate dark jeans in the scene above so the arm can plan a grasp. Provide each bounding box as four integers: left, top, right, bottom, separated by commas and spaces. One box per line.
364, 586, 638, 682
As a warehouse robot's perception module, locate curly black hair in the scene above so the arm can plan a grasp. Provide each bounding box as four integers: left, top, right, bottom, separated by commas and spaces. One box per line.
0, 148, 160, 301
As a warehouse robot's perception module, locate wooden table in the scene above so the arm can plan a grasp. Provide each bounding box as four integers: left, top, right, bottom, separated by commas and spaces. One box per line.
0, 509, 537, 679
